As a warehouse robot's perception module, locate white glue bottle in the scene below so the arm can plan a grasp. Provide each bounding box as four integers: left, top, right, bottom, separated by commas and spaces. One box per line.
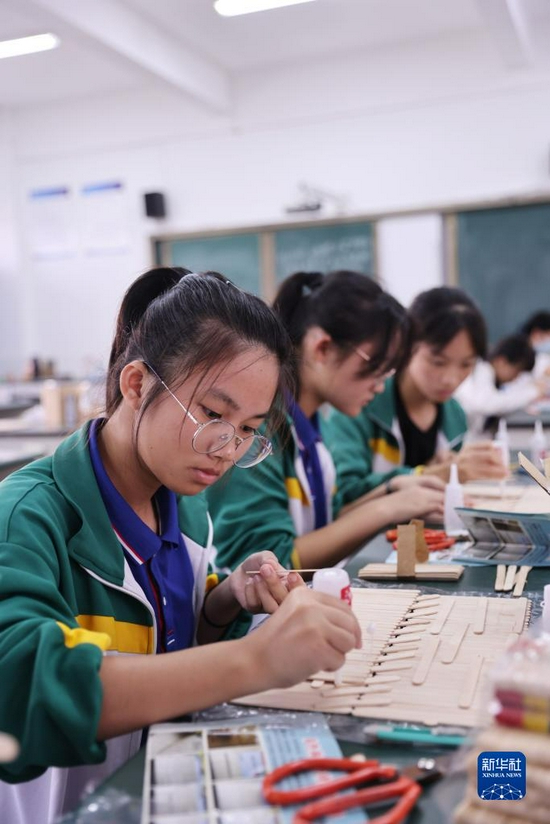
529, 420, 547, 468
312, 569, 351, 686
444, 463, 465, 536
493, 418, 510, 472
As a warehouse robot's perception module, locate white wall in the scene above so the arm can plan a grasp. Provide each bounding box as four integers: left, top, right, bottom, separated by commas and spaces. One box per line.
377, 214, 443, 306
7, 29, 550, 374
0, 111, 25, 378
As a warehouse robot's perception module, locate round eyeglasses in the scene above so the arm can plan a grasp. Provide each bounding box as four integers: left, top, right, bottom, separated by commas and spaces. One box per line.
146, 365, 273, 469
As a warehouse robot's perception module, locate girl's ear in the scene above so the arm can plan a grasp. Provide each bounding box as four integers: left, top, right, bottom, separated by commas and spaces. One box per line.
302, 326, 334, 363
119, 361, 151, 409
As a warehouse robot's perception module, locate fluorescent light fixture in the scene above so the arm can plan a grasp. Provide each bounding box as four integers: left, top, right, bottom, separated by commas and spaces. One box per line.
0, 33, 60, 60
214, 0, 317, 17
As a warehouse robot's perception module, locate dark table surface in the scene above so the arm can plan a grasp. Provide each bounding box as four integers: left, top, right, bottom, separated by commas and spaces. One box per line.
80, 530, 549, 823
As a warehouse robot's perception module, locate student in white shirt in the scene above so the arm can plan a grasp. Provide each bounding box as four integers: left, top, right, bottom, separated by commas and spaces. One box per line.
455, 334, 544, 434
520, 311, 550, 379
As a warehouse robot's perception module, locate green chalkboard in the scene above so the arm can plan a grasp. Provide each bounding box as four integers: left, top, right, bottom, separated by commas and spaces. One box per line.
274, 222, 374, 282
168, 233, 262, 294
457, 203, 550, 343
153, 218, 376, 299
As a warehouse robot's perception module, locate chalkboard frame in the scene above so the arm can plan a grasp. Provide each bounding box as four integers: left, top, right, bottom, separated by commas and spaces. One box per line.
151, 215, 378, 300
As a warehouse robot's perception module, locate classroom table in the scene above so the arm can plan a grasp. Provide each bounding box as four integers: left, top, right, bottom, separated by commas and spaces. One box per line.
73, 528, 550, 824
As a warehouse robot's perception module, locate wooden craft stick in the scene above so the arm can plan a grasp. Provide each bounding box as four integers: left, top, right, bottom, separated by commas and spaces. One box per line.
394, 625, 425, 636
400, 616, 433, 626
411, 519, 429, 563
473, 597, 488, 634
354, 695, 392, 707
441, 623, 468, 664
388, 634, 424, 645
396, 524, 417, 577
503, 565, 518, 592
513, 602, 529, 633
458, 655, 484, 709
412, 636, 440, 685
245, 569, 318, 575
512, 566, 532, 597
379, 650, 416, 662
376, 659, 415, 672
386, 641, 421, 653
366, 674, 401, 684
429, 599, 454, 635
494, 564, 506, 592
310, 680, 325, 689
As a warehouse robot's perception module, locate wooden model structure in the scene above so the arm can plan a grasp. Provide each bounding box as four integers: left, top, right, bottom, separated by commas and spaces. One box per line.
360, 520, 464, 581
235, 588, 531, 728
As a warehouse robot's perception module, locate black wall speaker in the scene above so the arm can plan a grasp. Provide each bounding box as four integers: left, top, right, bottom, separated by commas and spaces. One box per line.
144, 192, 166, 218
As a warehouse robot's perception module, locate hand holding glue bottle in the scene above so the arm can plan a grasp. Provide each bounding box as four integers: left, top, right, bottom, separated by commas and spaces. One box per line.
312, 568, 352, 686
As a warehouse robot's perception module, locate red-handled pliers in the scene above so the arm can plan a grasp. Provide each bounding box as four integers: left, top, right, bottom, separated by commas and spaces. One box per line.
263, 757, 422, 823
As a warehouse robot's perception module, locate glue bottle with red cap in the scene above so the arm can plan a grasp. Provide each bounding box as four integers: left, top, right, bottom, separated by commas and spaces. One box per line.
312, 569, 352, 686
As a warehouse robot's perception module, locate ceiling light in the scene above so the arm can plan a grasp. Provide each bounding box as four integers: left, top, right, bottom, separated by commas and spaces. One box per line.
0, 33, 60, 60
214, 0, 317, 17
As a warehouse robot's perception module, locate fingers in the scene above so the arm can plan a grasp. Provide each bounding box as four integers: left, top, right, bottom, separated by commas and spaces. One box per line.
244, 574, 282, 615
311, 592, 362, 649
286, 571, 305, 590
243, 563, 300, 614
417, 475, 446, 491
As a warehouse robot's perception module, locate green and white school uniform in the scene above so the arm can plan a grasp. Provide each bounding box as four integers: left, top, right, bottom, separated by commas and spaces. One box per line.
322, 376, 467, 505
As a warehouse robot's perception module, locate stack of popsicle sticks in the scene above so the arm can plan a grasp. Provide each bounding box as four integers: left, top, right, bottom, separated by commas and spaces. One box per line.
234, 588, 531, 727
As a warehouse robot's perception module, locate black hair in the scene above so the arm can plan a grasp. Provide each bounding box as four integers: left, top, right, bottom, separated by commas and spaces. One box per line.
520, 311, 550, 337
106, 266, 295, 434
490, 334, 535, 372
272, 270, 409, 376
408, 287, 487, 358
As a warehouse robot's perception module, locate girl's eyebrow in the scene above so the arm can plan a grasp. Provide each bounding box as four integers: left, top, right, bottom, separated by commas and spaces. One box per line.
205, 388, 269, 419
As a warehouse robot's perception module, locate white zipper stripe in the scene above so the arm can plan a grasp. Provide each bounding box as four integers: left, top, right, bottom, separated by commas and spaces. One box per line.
81, 564, 158, 654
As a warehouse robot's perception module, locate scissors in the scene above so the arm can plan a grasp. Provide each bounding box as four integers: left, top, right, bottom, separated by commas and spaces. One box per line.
263, 756, 428, 824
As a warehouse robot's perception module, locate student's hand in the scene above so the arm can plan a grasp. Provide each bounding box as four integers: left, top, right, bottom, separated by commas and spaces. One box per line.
230, 551, 304, 615
456, 442, 508, 481
246, 587, 362, 689
386, 486, 445, 523
387, 474, 445, 493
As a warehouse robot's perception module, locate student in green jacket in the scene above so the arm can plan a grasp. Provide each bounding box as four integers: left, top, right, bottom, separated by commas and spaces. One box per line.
0, 267, 361, 824
208, 270, 445, 574
324, 286, 508, 504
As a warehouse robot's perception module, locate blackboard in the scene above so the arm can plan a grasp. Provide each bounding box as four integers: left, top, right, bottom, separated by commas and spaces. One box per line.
167, 232, 262, 294
456, 202, 550, 343
274, 222, 374, 282
154, 218, 375, 300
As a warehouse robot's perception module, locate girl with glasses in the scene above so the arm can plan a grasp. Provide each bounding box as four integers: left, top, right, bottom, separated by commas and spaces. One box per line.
0, 267, 361, 824
207, 270, 446, 582
325, 287, 508, 500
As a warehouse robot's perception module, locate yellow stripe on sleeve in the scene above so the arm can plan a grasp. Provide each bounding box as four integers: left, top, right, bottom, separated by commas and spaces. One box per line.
369, 438, 400, 465
56, 621, 111, 652
68, 614, 155, 654
205, 573, 219, 593
285, 478, 309, 505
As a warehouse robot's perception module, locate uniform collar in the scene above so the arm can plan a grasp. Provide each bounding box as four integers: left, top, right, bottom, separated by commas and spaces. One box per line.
286, 398, 321, 451
88, 419, 181, 562
51, 423, 129, 585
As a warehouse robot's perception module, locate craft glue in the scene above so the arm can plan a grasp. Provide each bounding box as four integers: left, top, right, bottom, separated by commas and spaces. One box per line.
529, 420, 547, 468
312, 568, 352, 686
493, 418, 511, 471
444, 463, 465, 536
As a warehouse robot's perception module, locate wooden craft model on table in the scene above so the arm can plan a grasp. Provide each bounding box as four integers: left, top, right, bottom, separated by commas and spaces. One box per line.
235, 588, 531, 728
